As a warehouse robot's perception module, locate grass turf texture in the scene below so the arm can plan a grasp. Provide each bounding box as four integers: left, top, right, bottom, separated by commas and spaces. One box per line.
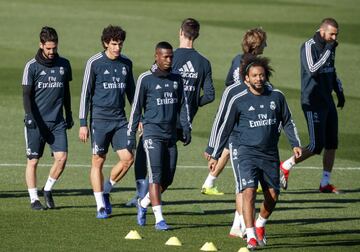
0, 0, 360, 251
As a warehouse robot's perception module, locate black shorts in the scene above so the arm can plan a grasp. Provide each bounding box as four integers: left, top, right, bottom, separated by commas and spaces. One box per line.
230, 149, 280, 194
143, 137, 178, 188
24, 120, 67, 159
91, 119, 128, 155
302, 103, 338, 154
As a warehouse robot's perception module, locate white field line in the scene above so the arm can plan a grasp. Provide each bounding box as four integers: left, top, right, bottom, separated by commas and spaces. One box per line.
0, 163, 360, 170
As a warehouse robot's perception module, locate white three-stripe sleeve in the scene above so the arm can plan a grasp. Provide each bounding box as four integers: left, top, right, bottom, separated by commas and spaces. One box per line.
208, 83, 240, 149
276, 90, 301, 148
127, 71, 150, 140
211, 90, 246, 159
304, 39, 331, 74
79, 53, 101, 124
22, 59, 36, 86
179, 78, 192, 132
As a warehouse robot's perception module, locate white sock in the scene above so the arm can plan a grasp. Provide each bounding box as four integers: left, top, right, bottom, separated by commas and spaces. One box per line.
152, 205, 164, 223
282, 156, 295, 170
28, 188, 39, 203
104, 179, 116, 194
320, 171, 331, 187
240, 214, 246, 233
246, 227, 256, 242
202, 174, 217, 188
255, 214, 267, 227
231, 211, 241, 229
44, 176, 57, 191
94, 192, 105, 211
140, 192, 151, 208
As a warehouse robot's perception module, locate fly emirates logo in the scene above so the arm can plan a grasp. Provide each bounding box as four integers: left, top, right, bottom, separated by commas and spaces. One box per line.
249, 114, 276, 128
38, 76, 63, 88
157, 92, 178, 105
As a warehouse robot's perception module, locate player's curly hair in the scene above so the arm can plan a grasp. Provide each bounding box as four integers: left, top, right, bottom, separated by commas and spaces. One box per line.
242, 27, 267, 55
101, 25, 126, 49
40, 26, 58, 44
240, 54, 273, 81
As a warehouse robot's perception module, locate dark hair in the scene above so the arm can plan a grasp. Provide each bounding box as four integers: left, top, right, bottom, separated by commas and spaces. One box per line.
240, 54, 273, 81
155, 41, 173, 50
101, 25, 126, 49
242, 27, 267, 54
321, 17, 339, 29
39, 26, 58, 44
181, 18, 200, 40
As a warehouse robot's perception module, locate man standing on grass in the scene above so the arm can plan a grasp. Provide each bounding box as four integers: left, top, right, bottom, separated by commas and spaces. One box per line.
202, 27, 267, 196
126, 18, 215, 207
79, 25, 135, 219
208, 55, 302, 250
280, 18, 345, 193
202, 27, 268, 238
22, 26, 73, 210
128, 41, 191, 230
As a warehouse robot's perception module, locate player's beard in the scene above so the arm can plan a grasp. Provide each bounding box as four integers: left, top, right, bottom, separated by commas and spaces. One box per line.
248, 81, 264, 94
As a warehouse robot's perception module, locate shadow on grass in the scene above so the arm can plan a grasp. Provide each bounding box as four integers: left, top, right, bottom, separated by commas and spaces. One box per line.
283, 188, 360, 194
272, 217, 360, 226
270, 229, 360, 249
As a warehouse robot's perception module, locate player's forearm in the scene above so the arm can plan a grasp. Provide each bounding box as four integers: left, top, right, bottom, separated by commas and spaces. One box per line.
22, 85, 33, 115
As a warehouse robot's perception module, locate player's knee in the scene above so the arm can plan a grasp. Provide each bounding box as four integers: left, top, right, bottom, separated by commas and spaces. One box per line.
92, 154, 106, 168
27, 158, 39, 167
151, 173, 161, 184
54, 153, 67, 164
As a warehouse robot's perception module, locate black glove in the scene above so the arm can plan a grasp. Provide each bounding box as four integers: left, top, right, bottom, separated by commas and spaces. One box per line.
127, 139, 136, 153
65, 112, 74, 129
182, 130, 191, 146
325, 40, 338, 50
24, 114, 36, 129
336, 92, 345, 109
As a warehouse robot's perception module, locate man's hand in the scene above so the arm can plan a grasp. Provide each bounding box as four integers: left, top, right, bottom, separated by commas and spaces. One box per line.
65, 112, 74, 129
208, 158, 218, 172
336, 92, 345, 109
137, 122, 143, 137
293, 147, 302, 159
203, 152, 211, 161
24, 114, 36, 129
183, 130, 191, 146
79, 126, 89, 143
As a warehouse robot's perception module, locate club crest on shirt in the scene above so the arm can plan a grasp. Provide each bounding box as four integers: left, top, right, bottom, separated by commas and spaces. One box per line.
232, 148, 238, 160
144, 139, 154, 149
270, 101, 276, 110
122, 66, 127, 76
59, 67, 64, 75
173, 81, 178, 90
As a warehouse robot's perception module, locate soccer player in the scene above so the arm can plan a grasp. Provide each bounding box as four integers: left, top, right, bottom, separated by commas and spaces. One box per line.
79, 25, 135, 218
202, 28, 267, 196
128, 41, 191, 230
280, 18, 345, 193
22, 26, 73, 210
126, 18, 215, 206
208, 54, 302, 249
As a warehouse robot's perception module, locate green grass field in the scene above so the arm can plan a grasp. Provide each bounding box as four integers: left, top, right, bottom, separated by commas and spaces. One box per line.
0, 0, 359, 251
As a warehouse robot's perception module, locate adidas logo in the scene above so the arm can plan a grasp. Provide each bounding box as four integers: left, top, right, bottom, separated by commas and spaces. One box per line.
155, 84, 162, 90
248, 106, 255, 111
179, 61, 198, 78
40, 70, 46, 76
104, 69, 110, 75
